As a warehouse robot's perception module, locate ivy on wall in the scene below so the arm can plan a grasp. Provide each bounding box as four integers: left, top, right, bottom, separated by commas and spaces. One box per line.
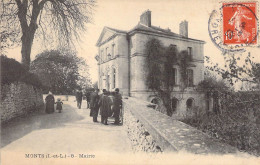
179, 50, 192, 89
145, 38, 191, 116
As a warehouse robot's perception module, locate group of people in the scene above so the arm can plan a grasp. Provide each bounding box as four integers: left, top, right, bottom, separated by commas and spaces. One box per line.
44, 88, 123, 125
45, 91, 63, 113
89, 88, 122, 125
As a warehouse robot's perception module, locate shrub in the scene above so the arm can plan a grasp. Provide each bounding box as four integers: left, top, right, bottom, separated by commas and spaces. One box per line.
1, 55, 43, 88
181, 91, 260, 156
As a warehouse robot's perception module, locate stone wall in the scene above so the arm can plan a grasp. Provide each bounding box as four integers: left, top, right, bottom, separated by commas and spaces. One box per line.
124, 105, 163, 153
1, 82, 44, 123
123, 97, 240, 154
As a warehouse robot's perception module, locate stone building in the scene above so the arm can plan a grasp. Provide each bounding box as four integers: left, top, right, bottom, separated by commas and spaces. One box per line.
96, 10, 208, 118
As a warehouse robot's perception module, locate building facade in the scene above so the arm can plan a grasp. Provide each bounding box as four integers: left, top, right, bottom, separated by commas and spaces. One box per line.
96, 10, 208, 118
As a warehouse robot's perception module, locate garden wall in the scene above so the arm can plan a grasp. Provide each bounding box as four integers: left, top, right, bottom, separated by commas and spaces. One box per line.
1, 82, 44, 123
123, 97, 240, 154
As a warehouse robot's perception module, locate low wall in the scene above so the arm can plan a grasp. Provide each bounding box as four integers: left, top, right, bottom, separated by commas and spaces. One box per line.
1, 82, 44, 123
123, 97, 240, 154
124, 106, 163, 153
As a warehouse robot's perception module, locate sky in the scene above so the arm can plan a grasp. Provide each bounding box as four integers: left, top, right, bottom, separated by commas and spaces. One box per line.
5, 0, 260, 84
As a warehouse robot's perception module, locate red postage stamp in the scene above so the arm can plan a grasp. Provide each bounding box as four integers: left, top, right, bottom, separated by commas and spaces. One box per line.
223, 2, 257, 45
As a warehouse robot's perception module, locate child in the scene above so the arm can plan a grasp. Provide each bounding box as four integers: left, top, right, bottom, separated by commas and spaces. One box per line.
55, 98, 63, 113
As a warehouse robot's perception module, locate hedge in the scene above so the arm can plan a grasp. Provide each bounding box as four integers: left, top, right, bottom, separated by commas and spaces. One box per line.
1, 55, 43, 88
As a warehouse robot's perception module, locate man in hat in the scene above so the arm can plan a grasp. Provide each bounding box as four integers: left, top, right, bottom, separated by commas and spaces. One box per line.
112, 88, 122, 125
90, 88, 100, 122
98, 90, 112, 125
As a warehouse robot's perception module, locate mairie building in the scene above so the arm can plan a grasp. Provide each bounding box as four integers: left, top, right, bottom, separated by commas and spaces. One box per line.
95, 10, 212, 118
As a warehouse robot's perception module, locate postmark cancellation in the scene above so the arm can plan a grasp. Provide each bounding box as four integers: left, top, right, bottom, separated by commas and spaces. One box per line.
209, 1, 259, 54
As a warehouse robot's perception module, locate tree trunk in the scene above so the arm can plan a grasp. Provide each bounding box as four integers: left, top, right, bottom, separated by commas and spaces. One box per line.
16, 0, 40, 71
21, 28, 36, 71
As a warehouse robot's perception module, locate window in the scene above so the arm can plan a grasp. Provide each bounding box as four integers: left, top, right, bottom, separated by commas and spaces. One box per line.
186, 98, 194, 110
106, 75, 110, 90
101, 50, 104, 61
187, 47, 192, 60
112, 44, 115, 58
112, 68, 116, 88
187, 69, 193, 87
171, 68, 177, 86
105, 47, 108, 60
151, 98, 160, 105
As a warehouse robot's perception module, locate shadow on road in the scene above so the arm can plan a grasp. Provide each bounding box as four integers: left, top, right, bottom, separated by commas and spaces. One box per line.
1, 102, 84, 148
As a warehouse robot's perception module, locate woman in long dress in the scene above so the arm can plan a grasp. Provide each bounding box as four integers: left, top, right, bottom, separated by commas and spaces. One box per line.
45, 91, 55, 114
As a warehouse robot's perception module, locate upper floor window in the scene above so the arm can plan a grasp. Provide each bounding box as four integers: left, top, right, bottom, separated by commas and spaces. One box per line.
187, 47, 192, 60
187, 69, 194, 87
112, 44, 115, 58
171, 68, 177, 86
105, 47, 109, 60
101, 50, 104, 61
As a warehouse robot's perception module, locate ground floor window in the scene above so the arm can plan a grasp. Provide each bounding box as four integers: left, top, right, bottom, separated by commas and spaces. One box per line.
112, 68, 116, 89
151, 98, 160, 105
186, 98, 194, 110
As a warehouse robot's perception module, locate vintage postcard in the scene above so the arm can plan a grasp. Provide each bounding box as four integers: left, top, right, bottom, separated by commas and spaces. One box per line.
1, 0, 260, 164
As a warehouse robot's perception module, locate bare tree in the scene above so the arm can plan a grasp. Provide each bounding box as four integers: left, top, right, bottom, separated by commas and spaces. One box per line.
0, 0, 96, 70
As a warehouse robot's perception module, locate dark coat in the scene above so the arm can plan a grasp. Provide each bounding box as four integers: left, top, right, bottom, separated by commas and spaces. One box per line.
76, 92, 83, 101
45, 94, 55, 113
98, 94, 112, 118
90, 92, 99, 109
112, 93, 122, 112
86, 92, 91, 102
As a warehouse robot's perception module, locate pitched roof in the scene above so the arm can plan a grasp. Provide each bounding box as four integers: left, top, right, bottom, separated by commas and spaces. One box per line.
96, 26, 127, 46
129, 23, 181, 37
96, 23, 205, 47
128, 23, 204, 43
105, 26, 127, 34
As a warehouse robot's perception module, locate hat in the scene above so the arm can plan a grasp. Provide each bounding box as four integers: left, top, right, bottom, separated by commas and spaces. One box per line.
48, 91, 52, 95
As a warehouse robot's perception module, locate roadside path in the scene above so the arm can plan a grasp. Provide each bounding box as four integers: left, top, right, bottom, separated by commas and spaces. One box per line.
1, 101, 132, 164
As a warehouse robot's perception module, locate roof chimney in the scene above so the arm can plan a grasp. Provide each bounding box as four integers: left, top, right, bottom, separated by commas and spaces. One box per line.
179, 20, 188, 37
140, 10, 151, 27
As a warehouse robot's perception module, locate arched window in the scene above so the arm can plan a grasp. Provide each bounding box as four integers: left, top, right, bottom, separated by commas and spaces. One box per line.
186, 98, 194, 110
151, 97, 162, 106
151, 98, 159, 104
112, 68, 116, 89
106, 74, 110, 90
187, 69, 193, 87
